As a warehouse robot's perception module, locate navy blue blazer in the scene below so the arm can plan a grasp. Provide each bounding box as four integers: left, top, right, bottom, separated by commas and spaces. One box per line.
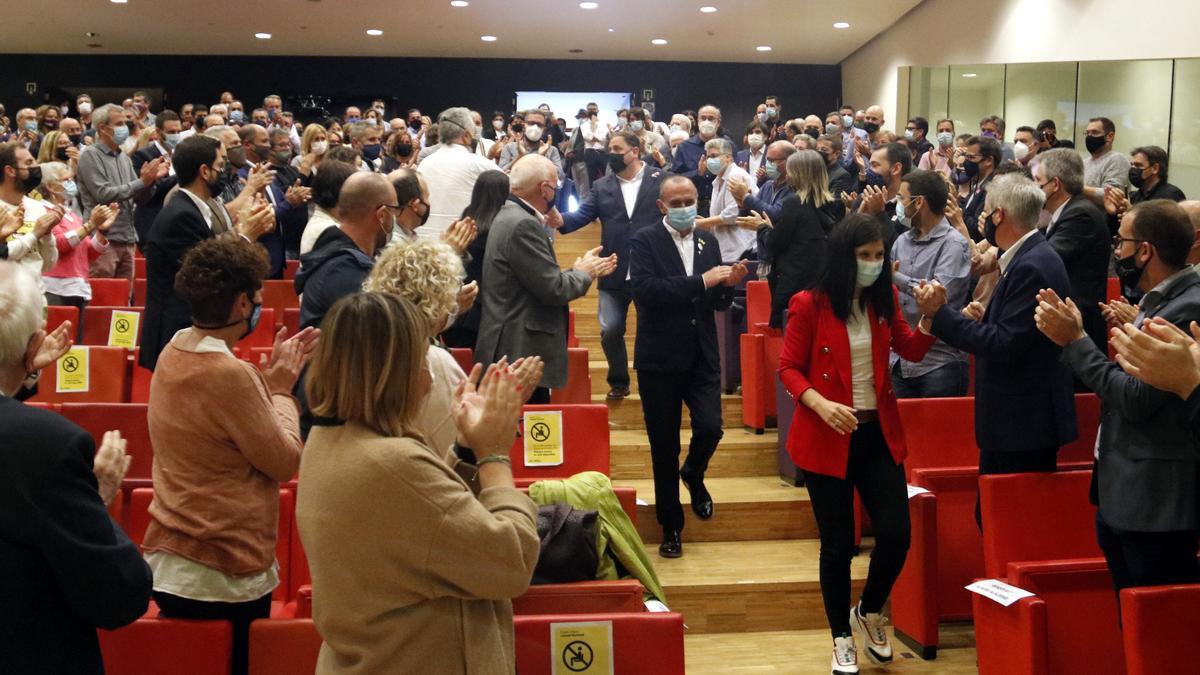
931, 231, 1078, 452
131, 144, 178, 246
628, 222, 734, 374
560, 166, 669, 291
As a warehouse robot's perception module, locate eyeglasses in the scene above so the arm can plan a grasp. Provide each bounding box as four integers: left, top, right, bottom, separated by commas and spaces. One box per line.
1112, 235, 1146, 248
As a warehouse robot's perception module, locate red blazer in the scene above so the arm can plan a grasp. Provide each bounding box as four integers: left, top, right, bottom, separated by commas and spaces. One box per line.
778, 287, 936, 479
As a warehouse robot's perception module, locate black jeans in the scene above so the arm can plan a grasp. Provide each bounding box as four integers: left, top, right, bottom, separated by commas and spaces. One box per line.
803, 422, 911, 638
1095, 513, 1199, 614
976, 447, 1057, 530
153, 591, 273, 675
528, 386, 551, 404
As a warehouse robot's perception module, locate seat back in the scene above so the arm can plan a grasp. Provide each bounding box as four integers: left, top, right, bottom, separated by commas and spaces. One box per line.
448, 347, 475, 374
281, 307, 300, 337
247, 619, 322, 675
912, 467, 985, 619
287, 501, 311, 603
513, 580, 645, 616
509, 404, 610, 481
127, 488, 154, 546
130, 348, 153, 403
235, 308, 277, 350
62, 403, 153, 483
283, 259, 300, 280
134, 256, 147, 278
46, 304, 79, 336
1060, 394, 1100, 464
81, 306, 145, 346
1010, 559, 1124, 675
90, 278, 132, 306
745, 280, 770, 335
897, 397, 977, 480
1106, 276, 1121, 303
1121, 583, 1200, 675
133, 278, 147, 306
513, 612, 685, 675
549, 348, 592, 405
261, 280, 300, 320
28, 346, 129, 403
567, 308, 579, 348
100, 618, 232, 675
980, 470, 1100, 577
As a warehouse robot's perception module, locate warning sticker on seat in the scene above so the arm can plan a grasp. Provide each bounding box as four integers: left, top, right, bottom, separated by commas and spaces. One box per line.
965, 579, 1036, 606
551, 620, 613, 674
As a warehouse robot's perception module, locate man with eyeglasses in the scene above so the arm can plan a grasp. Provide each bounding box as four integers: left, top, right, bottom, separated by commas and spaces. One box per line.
960, 135, 1002, 242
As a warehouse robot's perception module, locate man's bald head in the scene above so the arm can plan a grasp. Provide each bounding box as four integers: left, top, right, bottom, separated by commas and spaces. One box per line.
1180, 200, 1200, 266
338, 172, 394, 219
658, 175, 698, 209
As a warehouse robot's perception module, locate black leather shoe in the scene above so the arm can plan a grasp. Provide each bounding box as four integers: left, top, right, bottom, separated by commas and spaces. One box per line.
679, 467, 714, 520
606, 385, 631, 400
659, 529, 682, 558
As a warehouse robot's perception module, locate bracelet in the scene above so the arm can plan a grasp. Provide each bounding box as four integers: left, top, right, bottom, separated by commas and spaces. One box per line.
476, 454, 512, 468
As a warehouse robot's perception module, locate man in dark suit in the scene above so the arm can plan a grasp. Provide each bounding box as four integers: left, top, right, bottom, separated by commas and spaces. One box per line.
917, 173, 1077, 529
0, 261, 151, 674
140, 135, 271, 371
1036, 148, 1112, 353
237, 124, 290, 278
131, 109, 182, 246
559, 131, 668, 399
1036, 199, 1200, 599
960, 135, 1002, 242
476, 154, 616, 403
629, 175, 747, 558
818, 134, 858, 198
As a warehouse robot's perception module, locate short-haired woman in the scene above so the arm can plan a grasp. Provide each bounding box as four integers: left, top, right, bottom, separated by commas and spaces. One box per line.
298, 292, 539, 674
291, 123, 328, 178
144, 236, 319, 675
778, 214, 935, 675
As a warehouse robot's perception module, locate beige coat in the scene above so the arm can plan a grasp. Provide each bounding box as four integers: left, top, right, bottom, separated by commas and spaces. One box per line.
296, 421, 539, 675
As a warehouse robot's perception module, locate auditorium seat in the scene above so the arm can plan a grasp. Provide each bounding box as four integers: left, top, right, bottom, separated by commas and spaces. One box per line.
45, 304, 79, 337
261, 280, 300, 322
1060, 394, 1100, 463
127, 488, 153, 547
1106, 276, 1121, 303
27, 346, 129, 404
448, 347, 475, 374
99, 618, 232, 675
739, 280, 780, 434
81, 306, 145, 346
130, 349, 153, 404
980, 470, 1100, 576
133, 278, 147, 306
281, 307, 300, 337
514, 611, 685, 675
90, 278, 131, 306
1121, 584, 1200, 675
283, 259, 300, 280
549, 347, 592, 404
235, 308, 277, 350
247, 619, 322, 675
567, 309, 579, 348
134, 256, 147, 279
62, 403, 153, 489
744, 279, 770, 332
508, 404, 610, 482
513, 580, 646, 615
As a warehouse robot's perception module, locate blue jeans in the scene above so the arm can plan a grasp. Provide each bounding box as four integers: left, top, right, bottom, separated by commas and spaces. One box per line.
598, 288, 632, 388
891, 361, 969, 399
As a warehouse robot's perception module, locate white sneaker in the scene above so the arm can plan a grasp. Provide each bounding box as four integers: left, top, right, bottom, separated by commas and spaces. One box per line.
852, 601, 893, 664
831, 635, 859, 674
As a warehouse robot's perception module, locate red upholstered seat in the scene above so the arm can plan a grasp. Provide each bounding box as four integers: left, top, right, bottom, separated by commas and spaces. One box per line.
62, 403, 153, 489
507, 404, 610, 482
512, 580, 645, 616
27, 346, 129, 404
247, 619, 322, 675
1121, 584, 1200, 675
46, 304, 79, 337
513, 611, 685, 675
81, 306, 145, 346
549, 348, 592, 404
90, 278, 132, 306
99, 618, 232, 675
235, 308, 277, 350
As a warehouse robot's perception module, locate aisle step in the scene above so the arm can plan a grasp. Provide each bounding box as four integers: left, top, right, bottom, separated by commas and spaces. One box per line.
652, 539, 869, 634
610, 428, 778, 480
615, 476, 815, 543
602, 393, 748, 431
589, 361, 638, 396
684, 624, 978, 674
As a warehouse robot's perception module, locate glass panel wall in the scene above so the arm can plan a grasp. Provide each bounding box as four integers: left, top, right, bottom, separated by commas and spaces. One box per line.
907, 66, 948, 127
947, 64, 1005, 139
1005, 62, 1077, 145
1169, 59, 1200, 199
1075, 59, 1172, 153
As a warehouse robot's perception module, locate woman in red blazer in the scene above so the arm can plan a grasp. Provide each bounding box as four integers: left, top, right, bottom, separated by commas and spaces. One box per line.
778, 213, 936, 675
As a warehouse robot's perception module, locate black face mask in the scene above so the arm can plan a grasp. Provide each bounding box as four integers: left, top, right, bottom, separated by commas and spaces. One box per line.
396, 143, 414, 157
511, 123, 525, 135
1128, 167, 1146, 189
1114, 247, 1146, 289
67, 134, 83, 145
19, 165, 42, 194
607, 151, 628, 174
982, 209, 999, 247
55, 147, 69, 161
963, 159, 980, 180
804, 128, 821, 139
1084, 134, 1106, 154
252, 144, 272, 162
415, 199, 431, 226
863, 122, 880, 134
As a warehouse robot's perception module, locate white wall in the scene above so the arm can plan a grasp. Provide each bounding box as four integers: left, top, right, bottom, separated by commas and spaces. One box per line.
841, 0, 1200, 129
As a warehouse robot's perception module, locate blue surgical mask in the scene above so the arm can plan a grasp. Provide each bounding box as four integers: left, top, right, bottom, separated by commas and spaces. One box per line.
23, 120, 38, 133
244, 303, 262, 339
937, 131, 954, 147
629, 120, 644, 132
863, 167, 887, 188
666, 205, 697, 231
62, 180, 78, 197
904, 129, 915, 140
230, 110, 245, 123
766, 107, 777, 118
856, 260, 884, 288
765, 162, 780, 180
706, 157, 725, 175
842, 114, 854, 128
164, 133, 181, 149
113, 124, 130, 144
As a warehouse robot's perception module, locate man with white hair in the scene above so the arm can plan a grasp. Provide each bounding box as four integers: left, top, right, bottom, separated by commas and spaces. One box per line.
695, 137, 757, 263
916, 173, 1077, 529
417, 107, 496, 241
476, 154, 617, 403
0, 261, 151, 673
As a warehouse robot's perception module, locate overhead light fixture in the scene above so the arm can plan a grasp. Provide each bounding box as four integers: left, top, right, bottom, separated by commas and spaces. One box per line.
450, 0, 469, 6
254, 32, 272, 39
579, 1, 599, 8
700, 6, 717, 12
480, 35, 497, 42
651, 38, 668, 45
756, 45, 772, 52
607, 27, 615, 32
366, 29, 383, 36
833, 22, 850, 29
110, 0, 128, 4
962, 72, 977, 78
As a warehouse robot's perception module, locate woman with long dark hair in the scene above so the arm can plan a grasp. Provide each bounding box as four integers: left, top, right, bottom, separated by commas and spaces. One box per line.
778, 213, 936, 675
441, 170, 510, 349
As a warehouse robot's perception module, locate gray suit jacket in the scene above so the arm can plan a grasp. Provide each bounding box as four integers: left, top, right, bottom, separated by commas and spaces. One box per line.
1062, 269, 1200, 532
475, 199, 593, 389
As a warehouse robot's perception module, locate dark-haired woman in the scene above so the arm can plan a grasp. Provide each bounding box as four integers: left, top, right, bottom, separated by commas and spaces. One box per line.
442, 170, 510, 349
778, 213, 936, 675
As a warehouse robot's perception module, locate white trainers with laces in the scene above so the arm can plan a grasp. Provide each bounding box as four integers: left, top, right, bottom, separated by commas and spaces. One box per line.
831, 634, 859, 674
852, 601, 893, 663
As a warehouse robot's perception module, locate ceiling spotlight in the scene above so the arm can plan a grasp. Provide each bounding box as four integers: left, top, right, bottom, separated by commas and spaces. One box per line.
85, 31, 98, 37
700, 6, 717, 12
480, 35, 497, 42
961, 72, 977, 78
579, 1, 599, 8
833, 22, 850, 29
110, 0, 128, 4
366, 29, 383, 36
254, 32, 272, 39
756, 45, 772, 52
450, 0, 469, 6
607, 27, 615, 32
651, 38, 668, 45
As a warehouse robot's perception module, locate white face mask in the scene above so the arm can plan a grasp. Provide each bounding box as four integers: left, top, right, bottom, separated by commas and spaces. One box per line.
310, 141, 328, 155
493, 119, 504, 130
524, 124, 543, 142
747, 134, 765, 149
78, 102, 93, 115
698, 120, 717, 137
1013, 141, 1030, 161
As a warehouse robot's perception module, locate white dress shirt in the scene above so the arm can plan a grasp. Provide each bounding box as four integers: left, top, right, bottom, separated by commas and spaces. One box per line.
1045, 199, 1069, 237
581, 122, 608, 150
617, 165, 644, 219
746, 147, 765, 176
998, 227, 1040, 275
710, 163, 758, 262
417, 143, 498, 240
663, 218, 695, 276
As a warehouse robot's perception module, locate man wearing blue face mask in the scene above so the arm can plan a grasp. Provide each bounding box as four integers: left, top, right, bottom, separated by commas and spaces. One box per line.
696, 137, 758, 263
628, 175, 747, 558
732, 140, 797, 226
829, 109, 868, 173
131, 110, 182, 244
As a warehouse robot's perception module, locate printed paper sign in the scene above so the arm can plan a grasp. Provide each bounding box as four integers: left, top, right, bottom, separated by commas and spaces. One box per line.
965, 579, 1036, 606
551, 621, 613, 675
906, 485, 930, 499
108, 310, 140, 348
523, 410, 563, 467
57, 346, 90, 393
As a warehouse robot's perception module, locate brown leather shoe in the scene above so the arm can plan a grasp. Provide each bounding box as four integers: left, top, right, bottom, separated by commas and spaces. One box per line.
606, 385, 631, 400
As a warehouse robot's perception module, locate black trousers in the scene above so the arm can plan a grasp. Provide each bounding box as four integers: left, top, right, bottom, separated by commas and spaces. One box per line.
803, 422, 911, 638
528, 387, 551, 405
636, 366, 723, 531
1096, 513, 1199, 614
154, 591, 273, 675
976, 447, 1057, 530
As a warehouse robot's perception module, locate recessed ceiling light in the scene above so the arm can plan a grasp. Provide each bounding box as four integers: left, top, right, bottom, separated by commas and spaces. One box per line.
833, 22, 850, 29
579, 1, 599, 8
651, 38, 668, 45
110, 0, 127, 4
962, 72, 977, 78
700, 6, 717, 12
366, 29, 383, 36
85, 31, 98, 37
480, 35, 497, 42
450, 0, 469, 6
254, 32, 272, 39
607, 27, 615, 32
756, 45, 772, 52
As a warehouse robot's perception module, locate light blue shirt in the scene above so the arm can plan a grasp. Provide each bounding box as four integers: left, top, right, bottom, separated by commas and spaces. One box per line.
890, 217, 972, 377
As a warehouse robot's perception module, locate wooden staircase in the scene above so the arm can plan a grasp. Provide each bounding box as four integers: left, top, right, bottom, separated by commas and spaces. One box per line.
555, 223, 980, 672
